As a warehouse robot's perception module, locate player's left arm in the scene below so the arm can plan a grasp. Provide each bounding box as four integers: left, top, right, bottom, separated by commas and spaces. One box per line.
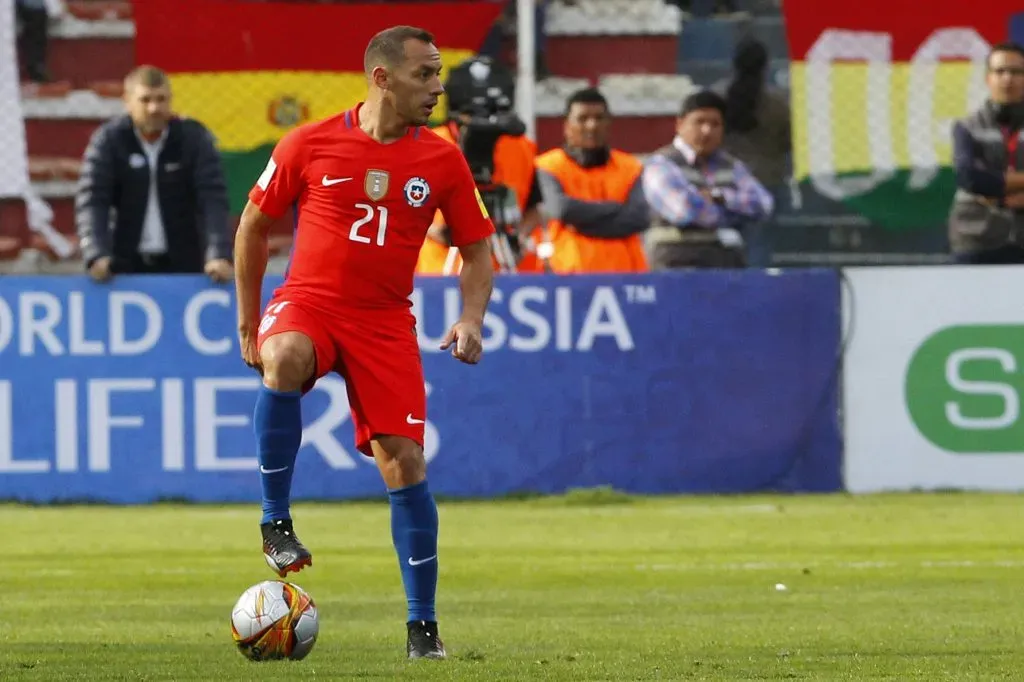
457, 237, 493, 324
437, 149, 496, 365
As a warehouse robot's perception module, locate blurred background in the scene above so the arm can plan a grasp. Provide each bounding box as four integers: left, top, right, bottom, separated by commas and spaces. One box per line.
1, 0, 995, 273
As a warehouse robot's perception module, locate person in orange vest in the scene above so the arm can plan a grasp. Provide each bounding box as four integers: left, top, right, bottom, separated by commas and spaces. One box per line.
415, 120, 543, 274
533, 88, 651, 273
415, 59, 543, 275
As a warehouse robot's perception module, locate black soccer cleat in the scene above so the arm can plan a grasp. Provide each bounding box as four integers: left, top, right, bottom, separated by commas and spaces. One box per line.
407, 620, 446, 660
260, 519, 312, 577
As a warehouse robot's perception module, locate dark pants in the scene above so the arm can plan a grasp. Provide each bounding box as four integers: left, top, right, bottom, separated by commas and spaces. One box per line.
16, 1, 50, 83
952, 245, 1024, 265
650, 242, 747, 269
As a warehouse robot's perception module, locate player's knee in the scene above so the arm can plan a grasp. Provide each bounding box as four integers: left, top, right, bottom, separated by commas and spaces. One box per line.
260, 332, 316, 392
373, 436, 426, 488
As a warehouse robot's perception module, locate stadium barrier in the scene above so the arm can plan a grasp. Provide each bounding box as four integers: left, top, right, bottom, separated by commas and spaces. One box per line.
0, 271, 842, 503
843, 266, 1024, 493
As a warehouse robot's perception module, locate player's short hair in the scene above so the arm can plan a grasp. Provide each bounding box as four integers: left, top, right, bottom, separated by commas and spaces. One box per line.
988, 41, 1024, 70
565, 87, 609, 116
364, 25, 436, 75
124, 65, 170, 92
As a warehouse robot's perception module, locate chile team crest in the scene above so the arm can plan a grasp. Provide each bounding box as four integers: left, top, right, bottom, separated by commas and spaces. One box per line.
403, 177, 430, 208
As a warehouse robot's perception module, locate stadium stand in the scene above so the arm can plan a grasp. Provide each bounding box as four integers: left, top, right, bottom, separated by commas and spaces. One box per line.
5, 0, 792, 268
11, 0, 709, 269
3, 0, 131, 269
4, 0, 951, 269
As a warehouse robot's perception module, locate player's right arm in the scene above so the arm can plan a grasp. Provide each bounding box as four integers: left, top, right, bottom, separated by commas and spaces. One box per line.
234, 128, 307, 371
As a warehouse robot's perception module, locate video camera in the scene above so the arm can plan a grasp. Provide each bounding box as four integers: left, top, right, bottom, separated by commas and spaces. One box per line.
444, 56, 526, 187
443, 57, 527, 272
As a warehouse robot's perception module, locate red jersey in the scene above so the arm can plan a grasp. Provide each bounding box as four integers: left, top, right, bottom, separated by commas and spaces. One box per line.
249, 104, 495, 309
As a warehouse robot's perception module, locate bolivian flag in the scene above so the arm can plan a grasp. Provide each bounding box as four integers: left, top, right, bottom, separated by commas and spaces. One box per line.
133, 0, 504, 213
785, 0, 1020, 230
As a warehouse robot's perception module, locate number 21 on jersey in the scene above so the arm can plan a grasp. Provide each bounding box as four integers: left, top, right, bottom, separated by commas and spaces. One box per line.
350, 203, 388, 246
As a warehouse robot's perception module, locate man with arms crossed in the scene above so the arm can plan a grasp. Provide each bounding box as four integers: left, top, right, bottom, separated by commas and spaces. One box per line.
233, 25, 495, 660
950, 42, 1024, 264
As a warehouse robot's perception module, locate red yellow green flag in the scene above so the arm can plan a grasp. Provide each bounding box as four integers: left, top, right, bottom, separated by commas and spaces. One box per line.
784, 0, 1021, 230
133, 0, 503, 212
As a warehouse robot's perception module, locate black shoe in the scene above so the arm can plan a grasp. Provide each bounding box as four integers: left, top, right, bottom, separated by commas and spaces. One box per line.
260, 519, 312, 577
406, 620, 446, 660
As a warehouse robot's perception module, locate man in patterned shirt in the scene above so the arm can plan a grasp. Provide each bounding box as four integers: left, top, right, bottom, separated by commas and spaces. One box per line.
641, 90, 774, 269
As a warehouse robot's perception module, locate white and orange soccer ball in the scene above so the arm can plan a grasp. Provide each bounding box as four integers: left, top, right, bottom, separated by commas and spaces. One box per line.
230, 580, 319, 661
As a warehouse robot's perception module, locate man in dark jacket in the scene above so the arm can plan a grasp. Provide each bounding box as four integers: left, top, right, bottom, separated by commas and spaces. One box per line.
76, 65, 233, 282
950, 42, 1024, 264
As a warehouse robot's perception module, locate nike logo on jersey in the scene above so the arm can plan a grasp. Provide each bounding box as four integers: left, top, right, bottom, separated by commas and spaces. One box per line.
322, 175, 353, 186
408, 554, 437, 566
260, 465, 289, 474
406, 414, 425, 425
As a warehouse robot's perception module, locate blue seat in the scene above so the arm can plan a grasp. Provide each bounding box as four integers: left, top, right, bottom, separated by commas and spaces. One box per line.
677, 57, 790, 93
768, 59, 791, 90
747, 17, 790, 60
733, 0, 783, 17
677, 59, 733, 87
679, 17, 751, 62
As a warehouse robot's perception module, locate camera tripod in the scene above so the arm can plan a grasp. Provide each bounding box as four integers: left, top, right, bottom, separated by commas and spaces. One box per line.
442, 183, 520, 275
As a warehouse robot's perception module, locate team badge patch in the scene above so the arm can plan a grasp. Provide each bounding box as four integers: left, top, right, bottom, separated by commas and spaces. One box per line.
404, 177, 430, 207
364, 169, 390, 201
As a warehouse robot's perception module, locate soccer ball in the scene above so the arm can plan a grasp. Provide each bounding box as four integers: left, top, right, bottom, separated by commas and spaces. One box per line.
230, 580, 319, 661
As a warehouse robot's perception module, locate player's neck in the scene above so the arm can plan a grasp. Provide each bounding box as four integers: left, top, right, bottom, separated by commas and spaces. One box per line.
358, 99, 409, 145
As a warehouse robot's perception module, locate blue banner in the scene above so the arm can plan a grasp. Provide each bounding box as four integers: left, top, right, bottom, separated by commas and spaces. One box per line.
0, 271, 842, 503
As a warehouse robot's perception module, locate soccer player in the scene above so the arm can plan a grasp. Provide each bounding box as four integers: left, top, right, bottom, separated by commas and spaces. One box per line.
232, 25, 496, 660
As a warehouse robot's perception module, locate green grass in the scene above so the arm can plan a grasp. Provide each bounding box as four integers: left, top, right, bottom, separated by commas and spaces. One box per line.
2, 492, 1024, 680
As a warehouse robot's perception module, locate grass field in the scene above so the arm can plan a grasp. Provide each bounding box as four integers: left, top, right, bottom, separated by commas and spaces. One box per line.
2, 491, 1024, 680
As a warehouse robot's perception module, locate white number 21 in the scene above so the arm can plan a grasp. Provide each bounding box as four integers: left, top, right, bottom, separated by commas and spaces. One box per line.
350, 203, 388, 246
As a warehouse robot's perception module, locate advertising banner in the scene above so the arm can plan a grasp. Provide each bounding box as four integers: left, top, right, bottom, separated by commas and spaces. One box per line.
844, 266, 1024, 492
0, 272, 842, 502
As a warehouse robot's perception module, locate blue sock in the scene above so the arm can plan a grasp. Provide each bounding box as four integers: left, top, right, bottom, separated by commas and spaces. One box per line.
254, 386, 303, 524
388, 480, 439, 623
